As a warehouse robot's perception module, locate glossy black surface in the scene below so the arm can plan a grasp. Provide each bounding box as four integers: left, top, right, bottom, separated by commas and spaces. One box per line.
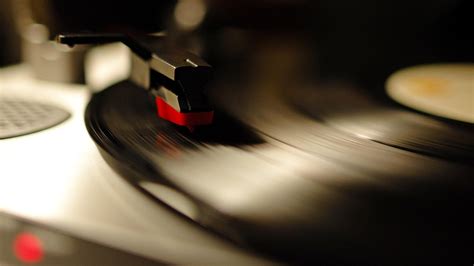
289, 82, 474, 163
86, 80, 474, 265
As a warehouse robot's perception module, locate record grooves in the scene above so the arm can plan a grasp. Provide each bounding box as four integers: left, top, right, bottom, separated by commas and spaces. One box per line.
86, 80, 474, 264
287, 82, 474, 163
85, 80, 268, 250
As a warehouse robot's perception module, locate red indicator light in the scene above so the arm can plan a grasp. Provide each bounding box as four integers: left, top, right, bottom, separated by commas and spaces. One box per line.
13, 232, 44, 263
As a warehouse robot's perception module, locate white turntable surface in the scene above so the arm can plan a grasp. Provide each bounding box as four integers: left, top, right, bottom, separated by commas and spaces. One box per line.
0, 64, 271, 265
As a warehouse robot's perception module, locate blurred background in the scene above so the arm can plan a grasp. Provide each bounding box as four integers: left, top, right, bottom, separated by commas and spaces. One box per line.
1, 0, 472, 74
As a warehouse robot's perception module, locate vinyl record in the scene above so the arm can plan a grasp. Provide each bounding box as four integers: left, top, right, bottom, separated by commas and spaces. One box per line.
85, 79, 474, 264
289, 79, 474, 163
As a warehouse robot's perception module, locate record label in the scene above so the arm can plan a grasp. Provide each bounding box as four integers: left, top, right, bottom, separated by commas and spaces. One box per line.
386, 63, 474, 123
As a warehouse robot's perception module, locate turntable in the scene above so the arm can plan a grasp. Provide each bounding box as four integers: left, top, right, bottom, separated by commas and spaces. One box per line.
1, 0, 473, 265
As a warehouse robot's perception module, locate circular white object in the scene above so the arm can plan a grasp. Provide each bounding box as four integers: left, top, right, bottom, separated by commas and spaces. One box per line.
386, 63, 474, 123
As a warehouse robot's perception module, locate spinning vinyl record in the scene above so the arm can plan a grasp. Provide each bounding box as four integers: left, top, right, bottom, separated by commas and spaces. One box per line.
86, 76, 473, 264
289, 77, 473, 163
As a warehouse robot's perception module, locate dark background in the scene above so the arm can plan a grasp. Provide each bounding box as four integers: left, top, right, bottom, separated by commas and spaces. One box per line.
1, 0, 472, 76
